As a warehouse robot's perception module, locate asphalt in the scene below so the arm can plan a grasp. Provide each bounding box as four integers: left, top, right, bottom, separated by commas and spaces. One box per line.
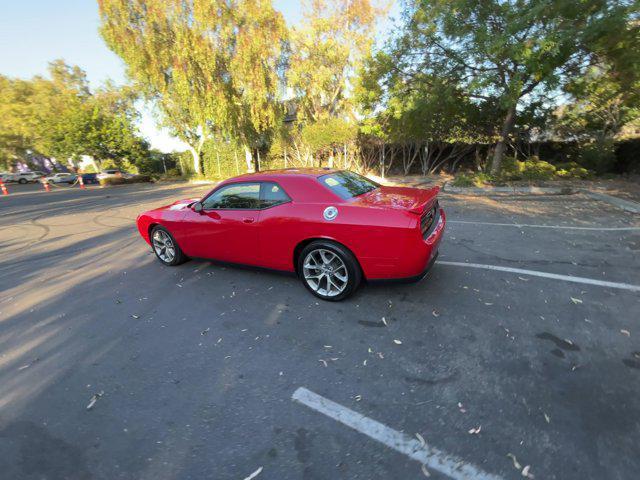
1, 182, 639, 480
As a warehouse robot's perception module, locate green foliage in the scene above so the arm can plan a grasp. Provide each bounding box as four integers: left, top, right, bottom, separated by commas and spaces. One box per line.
99, 0, 287, 173
556, 164, 592, 179
99, 174, 152, 186
300, 119, 358, 153
0, 61, 149, 170
578, 140, 617, 174
520, 158, 557, 181
498, 157, 524, 180
361, 0, 640, 174
451, 173, 475, 187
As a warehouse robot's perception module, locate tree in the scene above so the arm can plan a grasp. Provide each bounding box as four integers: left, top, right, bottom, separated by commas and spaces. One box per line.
0, 60, 149, 171
372, 0, 639, 174
99, 0, 287, 173
287, 0, 383, 123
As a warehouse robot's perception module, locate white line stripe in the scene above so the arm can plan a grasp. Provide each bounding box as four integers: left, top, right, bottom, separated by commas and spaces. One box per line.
436, 261, 640, 292
448, 220, 640, 231
292, 387, 504, 480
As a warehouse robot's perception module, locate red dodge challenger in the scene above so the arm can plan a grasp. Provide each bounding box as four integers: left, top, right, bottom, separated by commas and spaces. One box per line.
137, 169, 445, 301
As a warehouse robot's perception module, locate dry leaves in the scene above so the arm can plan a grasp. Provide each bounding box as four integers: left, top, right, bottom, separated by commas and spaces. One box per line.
421, 463, 431, 477
570, 297, 583, 304
621, 329, 631, 337
468, 426, 481, 435
393, 339, 403, 345
415, 432, 426, 447
86, 391, 104, 410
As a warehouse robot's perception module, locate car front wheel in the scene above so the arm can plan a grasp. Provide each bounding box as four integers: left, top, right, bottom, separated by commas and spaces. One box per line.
151, 226, 187, 266
18, 178, 27, 184
298, 241, 361, 301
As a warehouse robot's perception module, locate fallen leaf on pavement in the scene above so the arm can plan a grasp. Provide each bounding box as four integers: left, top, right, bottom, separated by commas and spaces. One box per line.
570, 297, 583, 304
507, 453, 522, 470
415, 432, 426, 447
86, 391, 104, 410
621, 329, 631, 337
468, 426, 481, 434
130, 314, 140, 319
432, 309, 440, 317
201, 328, 210, 335
421, 463, 431, 477
381, 317, 388, 326
393, 339, 402, 345
522, 465, 534, 478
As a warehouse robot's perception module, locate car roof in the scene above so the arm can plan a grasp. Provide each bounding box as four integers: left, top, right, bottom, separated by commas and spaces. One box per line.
231, 168, 342, 182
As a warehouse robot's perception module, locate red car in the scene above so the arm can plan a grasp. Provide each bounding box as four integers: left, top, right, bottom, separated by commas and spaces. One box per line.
137, 169, 445, 300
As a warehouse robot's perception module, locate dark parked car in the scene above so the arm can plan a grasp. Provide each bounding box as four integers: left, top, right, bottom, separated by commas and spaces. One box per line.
81, 173, 99, 184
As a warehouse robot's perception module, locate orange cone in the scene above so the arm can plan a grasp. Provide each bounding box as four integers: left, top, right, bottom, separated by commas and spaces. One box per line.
78, 174, 85, 189
0, 179, 8, 195
41, 179, 51, 192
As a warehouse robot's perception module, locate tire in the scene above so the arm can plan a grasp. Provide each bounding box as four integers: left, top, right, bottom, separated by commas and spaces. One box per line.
150, 226, 188, 266
18, 178, 27, 184
297, 240, 361, 301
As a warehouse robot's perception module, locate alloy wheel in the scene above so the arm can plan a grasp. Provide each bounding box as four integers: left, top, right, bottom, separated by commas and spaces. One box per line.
152, 230, 176, 263
302, 248, 349, 297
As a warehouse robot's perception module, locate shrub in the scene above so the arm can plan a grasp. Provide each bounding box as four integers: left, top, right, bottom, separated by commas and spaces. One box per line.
99, 175, 152, 186
521, 158, 556, 181
451, 173, 475, 187
451, 172, 493, 187
499, 156, 524, 180
99, 177, 126, 186
556, 166, 592, 179
578, 141, 616, 174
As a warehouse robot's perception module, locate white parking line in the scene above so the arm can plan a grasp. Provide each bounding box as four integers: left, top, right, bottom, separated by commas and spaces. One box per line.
292, 387, 504, 480
448, 220, 640, 231
437, 261, 640, 292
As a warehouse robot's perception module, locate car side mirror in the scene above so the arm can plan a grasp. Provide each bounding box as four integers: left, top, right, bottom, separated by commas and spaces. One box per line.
192, 201, 204, 213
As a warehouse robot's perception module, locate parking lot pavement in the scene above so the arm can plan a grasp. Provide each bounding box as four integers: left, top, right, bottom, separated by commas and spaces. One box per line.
1, 184, 639, 480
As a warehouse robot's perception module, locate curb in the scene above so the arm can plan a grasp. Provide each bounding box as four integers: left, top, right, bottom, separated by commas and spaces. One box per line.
582, 191, 640, 214
443, 184, 573, 195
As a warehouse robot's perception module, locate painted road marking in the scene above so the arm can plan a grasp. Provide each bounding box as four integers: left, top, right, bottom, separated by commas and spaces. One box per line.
292, 387, 504, 480
437, 261, 640, 293
448, 220, 640, 231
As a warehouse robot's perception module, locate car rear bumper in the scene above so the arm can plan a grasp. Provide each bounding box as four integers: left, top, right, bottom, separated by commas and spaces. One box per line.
363, 207, 446, 281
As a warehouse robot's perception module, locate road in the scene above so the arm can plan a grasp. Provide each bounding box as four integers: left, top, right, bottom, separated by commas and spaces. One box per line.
1, 182, 639, 480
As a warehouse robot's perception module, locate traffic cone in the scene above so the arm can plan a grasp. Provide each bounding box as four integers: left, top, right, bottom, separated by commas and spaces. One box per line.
0, 179, 8, 195
41, 179, 51, 192
78, 175, 85, 189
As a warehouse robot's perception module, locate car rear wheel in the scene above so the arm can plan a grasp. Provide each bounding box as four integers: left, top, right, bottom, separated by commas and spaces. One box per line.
298, 241, 361, 301
151, 226, 187, 266
18, 178, 27, 184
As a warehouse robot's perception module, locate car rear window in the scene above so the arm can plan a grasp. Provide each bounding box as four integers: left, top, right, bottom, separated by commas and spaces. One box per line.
318, 171, 379, 199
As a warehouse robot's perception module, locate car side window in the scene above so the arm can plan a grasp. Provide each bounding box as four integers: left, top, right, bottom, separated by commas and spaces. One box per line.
203, 183, 261, 210
260, 182, 291, 208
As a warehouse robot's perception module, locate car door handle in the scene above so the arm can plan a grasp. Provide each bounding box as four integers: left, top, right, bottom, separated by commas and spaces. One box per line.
242, 217, 255, 224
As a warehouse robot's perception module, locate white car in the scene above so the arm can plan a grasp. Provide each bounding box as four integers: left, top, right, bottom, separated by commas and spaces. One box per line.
0, 171, 45, 183
97, 169, 134, 180
45, 173, 77, 184
15, 171, 46, 183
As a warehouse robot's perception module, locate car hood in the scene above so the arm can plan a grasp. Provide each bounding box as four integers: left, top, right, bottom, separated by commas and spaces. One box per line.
349, 185, 439, 214
156, 198, 200, 212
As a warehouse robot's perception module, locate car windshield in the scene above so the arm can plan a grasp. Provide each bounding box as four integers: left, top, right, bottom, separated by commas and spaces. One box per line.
318, 171, 380, 199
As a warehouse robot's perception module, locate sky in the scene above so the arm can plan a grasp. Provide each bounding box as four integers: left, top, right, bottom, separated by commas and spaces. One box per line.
0, 0, 398, 152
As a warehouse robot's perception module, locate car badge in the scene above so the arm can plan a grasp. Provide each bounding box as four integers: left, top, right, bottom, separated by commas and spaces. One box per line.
323, 206, 338, 221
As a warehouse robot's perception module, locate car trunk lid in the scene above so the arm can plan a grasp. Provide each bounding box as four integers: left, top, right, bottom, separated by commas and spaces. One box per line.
350, 185, 439, 215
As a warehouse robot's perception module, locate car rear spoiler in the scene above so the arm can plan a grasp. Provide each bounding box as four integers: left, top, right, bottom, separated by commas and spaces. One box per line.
407, 186, 440, 215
